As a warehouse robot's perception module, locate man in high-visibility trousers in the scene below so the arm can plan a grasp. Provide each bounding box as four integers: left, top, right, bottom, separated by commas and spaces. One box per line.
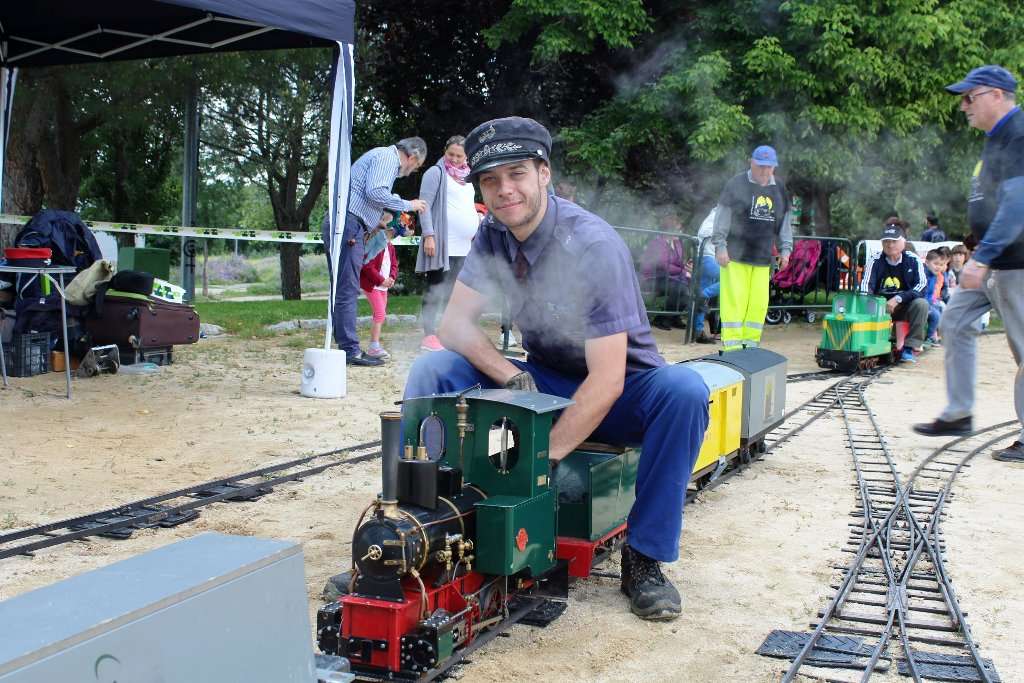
711, 145, 793, 350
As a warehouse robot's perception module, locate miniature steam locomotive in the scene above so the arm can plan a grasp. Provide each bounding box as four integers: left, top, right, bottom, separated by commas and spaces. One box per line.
317, 349, 787, 681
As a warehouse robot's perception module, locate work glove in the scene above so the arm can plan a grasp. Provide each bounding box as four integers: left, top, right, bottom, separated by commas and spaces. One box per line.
504, 371, 538, 392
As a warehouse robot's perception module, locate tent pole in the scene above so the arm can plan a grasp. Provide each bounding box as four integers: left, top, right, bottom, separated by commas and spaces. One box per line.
180, 76, 200, 302
0, 68, 17, 218
324, 43, 354, 352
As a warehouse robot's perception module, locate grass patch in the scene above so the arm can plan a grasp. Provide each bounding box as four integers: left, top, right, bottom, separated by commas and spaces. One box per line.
194, 295, 422, 337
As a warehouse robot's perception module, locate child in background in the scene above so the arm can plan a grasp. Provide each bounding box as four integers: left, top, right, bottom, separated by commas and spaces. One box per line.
949, 244, 968, 291
936, 246, 954, 301
360, 211, 399, 360
923, 249, 946, 345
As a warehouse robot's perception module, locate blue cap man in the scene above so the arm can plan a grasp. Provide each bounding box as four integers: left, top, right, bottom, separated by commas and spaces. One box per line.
913, 65, 1024, 463
403, 115, 711, 621
944, 64, 1017, 95
750, 145, 779, 167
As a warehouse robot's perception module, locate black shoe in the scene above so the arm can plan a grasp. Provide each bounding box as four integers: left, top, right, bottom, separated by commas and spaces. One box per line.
912, 416, 973, 437
347, 351, 384, 367
620, 545, 681, 620
652, 317, 673, 331
992, 441, 1024, 462
695, 332, 716, 344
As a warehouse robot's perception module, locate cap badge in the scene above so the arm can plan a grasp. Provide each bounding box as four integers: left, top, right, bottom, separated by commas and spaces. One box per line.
479, 125, 496, 143
470, 142, 524, 167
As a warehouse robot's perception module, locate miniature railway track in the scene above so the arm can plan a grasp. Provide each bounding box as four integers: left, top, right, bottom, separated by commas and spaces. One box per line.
787, 369, 843, 384
764, 370, 888, 455
760, 385, 1012, 682
0, 440, 383, 561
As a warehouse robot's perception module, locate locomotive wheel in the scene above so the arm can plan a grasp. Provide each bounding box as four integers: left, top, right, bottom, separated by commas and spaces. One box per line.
858, 356, 879, 371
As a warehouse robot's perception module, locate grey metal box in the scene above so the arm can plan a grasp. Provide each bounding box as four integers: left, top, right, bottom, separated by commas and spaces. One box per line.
0, 532, 315, 683
699, 348, 787, 441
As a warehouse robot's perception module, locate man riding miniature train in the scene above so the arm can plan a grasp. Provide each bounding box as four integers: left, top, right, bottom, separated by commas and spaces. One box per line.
402, 117, 710, 621
860, 222, 929, 363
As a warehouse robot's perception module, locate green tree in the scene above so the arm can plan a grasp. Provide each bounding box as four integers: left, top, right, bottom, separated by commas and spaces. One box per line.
200, 48, 334, 300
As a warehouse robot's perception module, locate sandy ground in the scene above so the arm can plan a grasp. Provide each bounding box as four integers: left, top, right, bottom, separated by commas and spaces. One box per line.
1, 320, 1021, 682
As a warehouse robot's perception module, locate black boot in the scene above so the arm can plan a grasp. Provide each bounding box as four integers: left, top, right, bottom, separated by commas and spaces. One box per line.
620, 545, 681, 620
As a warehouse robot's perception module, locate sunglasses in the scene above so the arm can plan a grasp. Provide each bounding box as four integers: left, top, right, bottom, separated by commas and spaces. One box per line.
961, 89, 995, 105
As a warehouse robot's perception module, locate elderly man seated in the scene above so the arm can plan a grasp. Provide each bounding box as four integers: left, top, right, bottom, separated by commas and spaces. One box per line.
861, 221, 929, 363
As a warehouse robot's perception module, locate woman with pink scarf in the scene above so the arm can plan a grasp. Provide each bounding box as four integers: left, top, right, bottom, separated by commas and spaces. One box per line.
415, 135, 480, 352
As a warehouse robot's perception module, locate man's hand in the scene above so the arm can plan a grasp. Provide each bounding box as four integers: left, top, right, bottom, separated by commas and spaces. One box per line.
886, 297, 899, 314
959, 259, 989, 290
423, 234, 436, 257
410, 199, 428, 213
716, 249, 730, 268
779, 255, 790, 270
504, 371, 538, 392
382, 276, 395, 289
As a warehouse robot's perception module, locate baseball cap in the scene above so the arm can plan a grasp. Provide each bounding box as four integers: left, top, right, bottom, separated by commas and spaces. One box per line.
945, 65, 1018, 94
751, 145, 778, 167
880, 225, 904, 241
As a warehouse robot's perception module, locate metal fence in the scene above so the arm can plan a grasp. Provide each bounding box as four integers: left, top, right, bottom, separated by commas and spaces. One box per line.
613, 225, 702, 339
697, 235, 855, 341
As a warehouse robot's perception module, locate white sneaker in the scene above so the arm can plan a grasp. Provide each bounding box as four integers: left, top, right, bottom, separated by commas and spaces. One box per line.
497, 330, 518, 347
366, 346, 390, 360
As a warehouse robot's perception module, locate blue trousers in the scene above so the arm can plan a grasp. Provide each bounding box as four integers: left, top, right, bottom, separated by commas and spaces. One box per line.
322, 212, 365, 355
927, 303, 942, 340
404, 351, 710, 562
694, 255, 721, 334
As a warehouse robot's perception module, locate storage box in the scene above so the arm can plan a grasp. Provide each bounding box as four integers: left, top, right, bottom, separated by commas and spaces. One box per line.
555, 446, 639, 541
117, 246, 170, 280
0, 533, 317, 683
2, 332, 51, 377
474, 491, 556, 577
118, 344, 173, 366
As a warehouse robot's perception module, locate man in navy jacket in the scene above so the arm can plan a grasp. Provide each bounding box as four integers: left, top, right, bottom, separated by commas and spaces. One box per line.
861, 224, 928, 362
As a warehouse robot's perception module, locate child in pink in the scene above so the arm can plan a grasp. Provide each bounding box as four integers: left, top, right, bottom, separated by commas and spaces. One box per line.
360, 212, 399, 359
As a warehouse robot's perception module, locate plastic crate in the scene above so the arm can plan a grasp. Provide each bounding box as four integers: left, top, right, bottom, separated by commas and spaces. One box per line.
2, 332, 51, 377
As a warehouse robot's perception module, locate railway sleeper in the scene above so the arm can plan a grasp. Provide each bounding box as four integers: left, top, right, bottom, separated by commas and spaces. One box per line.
823, 611, 958, 632
812, 623, 971, 649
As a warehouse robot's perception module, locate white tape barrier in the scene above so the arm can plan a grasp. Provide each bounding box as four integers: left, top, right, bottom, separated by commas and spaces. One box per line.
0, 214, 423, 247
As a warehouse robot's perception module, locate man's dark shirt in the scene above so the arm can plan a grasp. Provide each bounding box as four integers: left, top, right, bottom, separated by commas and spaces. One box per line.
458, 196, 666, 378
968, 107, 1024, 269
860, 250, 927, 302
717, 172, 789, 266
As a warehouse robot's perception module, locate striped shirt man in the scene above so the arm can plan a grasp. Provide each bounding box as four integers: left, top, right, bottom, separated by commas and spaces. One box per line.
347, 146, 417, 227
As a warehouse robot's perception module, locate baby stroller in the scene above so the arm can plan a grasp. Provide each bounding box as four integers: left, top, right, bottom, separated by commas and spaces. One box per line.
767, 239, 823, 324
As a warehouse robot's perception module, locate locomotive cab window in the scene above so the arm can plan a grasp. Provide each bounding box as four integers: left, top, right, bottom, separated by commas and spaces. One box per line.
487, 417, 520, 474
419, 414, 446, 460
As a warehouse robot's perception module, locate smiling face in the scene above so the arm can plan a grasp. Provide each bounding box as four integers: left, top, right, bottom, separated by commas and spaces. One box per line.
882, 238, 905, 260
444, 144, 466, 166
477, 161, 551, 239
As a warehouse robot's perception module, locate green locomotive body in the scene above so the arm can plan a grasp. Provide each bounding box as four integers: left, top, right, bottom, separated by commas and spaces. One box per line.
815, 291, 894, 372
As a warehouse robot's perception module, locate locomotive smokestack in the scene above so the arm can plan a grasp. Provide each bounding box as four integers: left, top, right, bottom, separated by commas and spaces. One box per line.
379, 411, 402, 516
